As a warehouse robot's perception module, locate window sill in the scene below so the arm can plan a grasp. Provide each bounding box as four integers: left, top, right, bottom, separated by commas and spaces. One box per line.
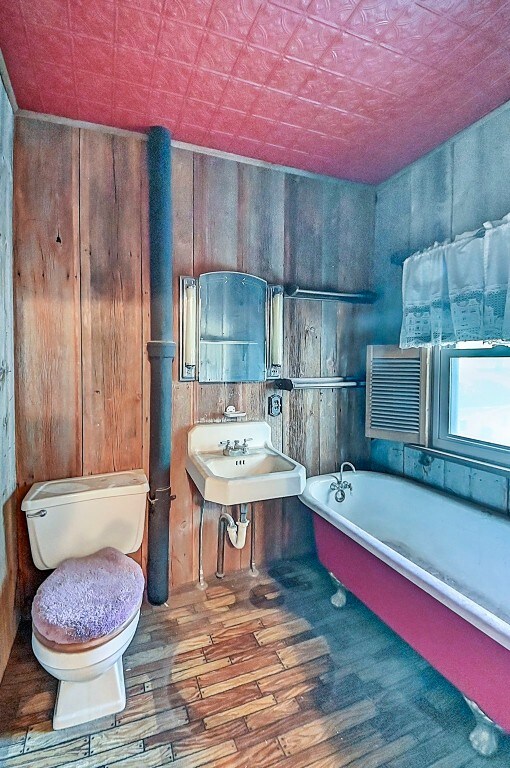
406, 444, 510, 478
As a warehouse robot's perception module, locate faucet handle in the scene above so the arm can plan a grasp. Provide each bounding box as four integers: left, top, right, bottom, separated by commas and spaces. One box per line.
219, 440, 231, 447
242, 438, 253, 446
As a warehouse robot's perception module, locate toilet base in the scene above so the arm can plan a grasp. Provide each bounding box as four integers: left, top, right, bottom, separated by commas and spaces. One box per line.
53, 658, 126, 730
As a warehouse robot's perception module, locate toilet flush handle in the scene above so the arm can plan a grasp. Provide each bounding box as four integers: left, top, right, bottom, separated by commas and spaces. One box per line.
26, 509, 48, 518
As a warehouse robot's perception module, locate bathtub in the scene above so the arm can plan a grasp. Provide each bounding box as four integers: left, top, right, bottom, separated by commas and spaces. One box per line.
299, 470, 510, 746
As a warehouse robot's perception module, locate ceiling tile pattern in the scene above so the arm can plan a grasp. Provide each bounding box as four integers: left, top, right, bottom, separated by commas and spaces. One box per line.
1, 0, 510, 182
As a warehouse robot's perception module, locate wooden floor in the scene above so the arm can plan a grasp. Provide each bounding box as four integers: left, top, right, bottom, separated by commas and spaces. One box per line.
1, 558, 509, 768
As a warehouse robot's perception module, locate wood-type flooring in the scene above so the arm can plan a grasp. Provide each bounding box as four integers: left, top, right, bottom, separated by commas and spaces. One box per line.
1, 558, 509, 768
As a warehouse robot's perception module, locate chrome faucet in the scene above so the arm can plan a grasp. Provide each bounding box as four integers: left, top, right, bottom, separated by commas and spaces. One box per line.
241, 438, 253, 454
330, 461, 356, 502
220, 438, 253, 457
220, 440, 240, 456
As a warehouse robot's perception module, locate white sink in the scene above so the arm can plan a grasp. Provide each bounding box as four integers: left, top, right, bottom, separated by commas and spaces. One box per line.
185, 421, 306, 506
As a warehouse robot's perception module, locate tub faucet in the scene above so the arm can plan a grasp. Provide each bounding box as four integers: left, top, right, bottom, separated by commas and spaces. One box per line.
330, 461, 356, 502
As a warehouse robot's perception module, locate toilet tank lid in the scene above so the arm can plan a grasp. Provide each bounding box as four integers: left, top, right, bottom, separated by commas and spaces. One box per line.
22, 470, 149, 512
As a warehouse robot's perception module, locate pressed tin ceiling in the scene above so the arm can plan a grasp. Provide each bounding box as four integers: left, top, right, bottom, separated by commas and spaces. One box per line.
1, 0, 510, 183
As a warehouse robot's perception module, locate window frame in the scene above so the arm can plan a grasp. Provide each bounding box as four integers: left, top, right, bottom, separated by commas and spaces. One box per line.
432, 345, 510, 468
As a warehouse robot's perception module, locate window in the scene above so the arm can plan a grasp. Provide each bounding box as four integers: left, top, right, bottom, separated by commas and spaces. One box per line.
433, 344, 510, 467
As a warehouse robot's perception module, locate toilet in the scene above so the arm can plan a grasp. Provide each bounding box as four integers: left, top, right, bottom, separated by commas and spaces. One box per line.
21, 470, 149, 730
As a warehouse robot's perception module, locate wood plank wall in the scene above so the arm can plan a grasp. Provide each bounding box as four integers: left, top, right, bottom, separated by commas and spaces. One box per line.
14, 117, 149, 614
0, 77, 18, 680
14, 115, 375, 614
371, 100, 510, 514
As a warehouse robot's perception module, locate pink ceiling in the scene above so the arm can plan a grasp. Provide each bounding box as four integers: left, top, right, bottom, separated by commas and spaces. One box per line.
2, 1, 510, 183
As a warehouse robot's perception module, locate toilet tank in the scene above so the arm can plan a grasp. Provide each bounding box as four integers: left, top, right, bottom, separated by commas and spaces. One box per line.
21, 470, 149, 570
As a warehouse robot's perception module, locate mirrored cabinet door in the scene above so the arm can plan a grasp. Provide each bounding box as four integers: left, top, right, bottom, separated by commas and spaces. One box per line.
180, 271, 284, 383
199, 272, 267, 383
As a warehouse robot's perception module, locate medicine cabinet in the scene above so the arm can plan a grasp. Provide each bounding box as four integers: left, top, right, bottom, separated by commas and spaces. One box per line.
180, 271, 283, 383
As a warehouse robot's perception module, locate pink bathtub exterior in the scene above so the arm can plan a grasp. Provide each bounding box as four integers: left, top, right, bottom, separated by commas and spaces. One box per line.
313, 513, 510, 733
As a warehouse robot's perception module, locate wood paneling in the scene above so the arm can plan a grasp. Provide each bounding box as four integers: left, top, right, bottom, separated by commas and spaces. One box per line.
13, 115, 375, 610
238, 164, 285, 571
372, 172, 412, 345
371, 100, 510, 513
170, 148, 195, 588
140, 143, 151, 578
14, 118, 82, 613
14, 117, 147, 609
14, 119, 82, 485
193, 154, 242, 579
80, 131, 145, 477
452, 104, 510, 238
284, 176, 328, 558
0, 495, 17, 684
0, 77, 17, 681
282, 176, 374, 557
410, 144, 452, 253
2, 558, 507, 767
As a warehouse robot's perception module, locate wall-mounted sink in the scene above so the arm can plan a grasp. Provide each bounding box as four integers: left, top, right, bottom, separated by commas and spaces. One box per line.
186, 421, 306, 506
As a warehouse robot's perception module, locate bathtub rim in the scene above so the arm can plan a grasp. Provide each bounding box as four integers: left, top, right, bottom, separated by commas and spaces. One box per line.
299, 471, 510, 652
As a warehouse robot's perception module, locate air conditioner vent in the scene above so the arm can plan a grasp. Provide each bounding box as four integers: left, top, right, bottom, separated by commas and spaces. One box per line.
366, 346, 429, 444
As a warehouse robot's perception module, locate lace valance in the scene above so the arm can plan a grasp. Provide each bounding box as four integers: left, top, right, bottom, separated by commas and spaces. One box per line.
400, 214, 510, 348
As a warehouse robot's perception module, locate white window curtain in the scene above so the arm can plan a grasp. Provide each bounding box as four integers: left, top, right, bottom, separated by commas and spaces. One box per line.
400, 214, 510, 348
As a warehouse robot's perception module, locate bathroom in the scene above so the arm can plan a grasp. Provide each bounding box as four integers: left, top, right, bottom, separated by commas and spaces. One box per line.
1, 1, 510, 765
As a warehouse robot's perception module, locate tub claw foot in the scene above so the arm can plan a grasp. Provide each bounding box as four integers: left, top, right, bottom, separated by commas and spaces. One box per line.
469, 722, 499, 757
328, 572, 347, 608
463, 696, 500, 757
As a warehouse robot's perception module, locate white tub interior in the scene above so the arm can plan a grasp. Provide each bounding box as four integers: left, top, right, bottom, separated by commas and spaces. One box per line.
300, 471, 510, 649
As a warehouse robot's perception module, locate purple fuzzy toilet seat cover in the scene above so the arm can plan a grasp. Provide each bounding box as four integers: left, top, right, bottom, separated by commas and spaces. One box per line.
32, 547, 145, 644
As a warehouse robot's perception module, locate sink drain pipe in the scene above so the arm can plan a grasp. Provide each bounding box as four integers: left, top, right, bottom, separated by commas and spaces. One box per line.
216, 504, 256, 578
147, 126, 175, 605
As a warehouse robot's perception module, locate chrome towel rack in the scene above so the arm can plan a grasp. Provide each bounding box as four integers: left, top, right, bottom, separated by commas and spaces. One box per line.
274, 377, 366, 391
284, 285, 377, 303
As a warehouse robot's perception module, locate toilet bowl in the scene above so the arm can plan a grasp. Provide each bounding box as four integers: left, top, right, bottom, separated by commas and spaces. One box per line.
21, 470, 149, 730
32, 608, 141, 729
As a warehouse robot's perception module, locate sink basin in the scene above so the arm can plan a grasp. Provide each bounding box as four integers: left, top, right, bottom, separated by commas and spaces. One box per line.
186, 421, 306, 505
206, 452, 294, 479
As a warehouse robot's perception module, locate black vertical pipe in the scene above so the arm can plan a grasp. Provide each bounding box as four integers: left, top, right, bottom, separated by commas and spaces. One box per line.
147, 126, 175, 605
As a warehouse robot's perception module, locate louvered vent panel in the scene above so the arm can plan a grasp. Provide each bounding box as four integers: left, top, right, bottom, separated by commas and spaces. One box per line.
366, 346, 429, 444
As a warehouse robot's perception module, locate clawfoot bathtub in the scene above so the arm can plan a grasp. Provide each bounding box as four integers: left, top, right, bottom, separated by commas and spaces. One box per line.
300, 471, 510, 756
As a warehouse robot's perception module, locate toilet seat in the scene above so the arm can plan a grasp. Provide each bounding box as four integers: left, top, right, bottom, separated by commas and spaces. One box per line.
32, 609, 140, 673
32, 606, 139, 654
